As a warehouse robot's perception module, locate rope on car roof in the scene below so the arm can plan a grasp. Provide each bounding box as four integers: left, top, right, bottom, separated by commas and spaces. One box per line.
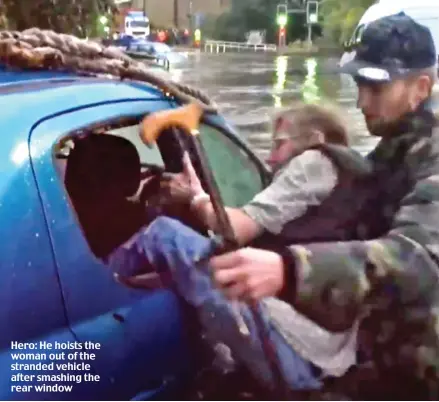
0, 28, 217, 113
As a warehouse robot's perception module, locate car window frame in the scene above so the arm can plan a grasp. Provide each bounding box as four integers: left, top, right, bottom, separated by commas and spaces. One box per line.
30, 99, 194, 398
31, 100, 178, 316
200, 116, 272, 189
49, 107, 270, 255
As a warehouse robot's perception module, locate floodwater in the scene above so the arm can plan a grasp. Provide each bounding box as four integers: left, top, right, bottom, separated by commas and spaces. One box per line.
167, 51, 379, 160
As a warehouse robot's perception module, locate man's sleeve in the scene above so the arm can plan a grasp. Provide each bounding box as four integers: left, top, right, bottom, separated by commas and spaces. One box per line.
242, 150, 337, 234
281, 173, 439, 332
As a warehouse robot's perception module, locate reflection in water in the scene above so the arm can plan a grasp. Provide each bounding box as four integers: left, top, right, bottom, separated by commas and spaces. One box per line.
302, 58, 320, 103
273, 55, 288, 108
170, 68, 183, 83
275, 56, 288, 91
177, 52, 378, 156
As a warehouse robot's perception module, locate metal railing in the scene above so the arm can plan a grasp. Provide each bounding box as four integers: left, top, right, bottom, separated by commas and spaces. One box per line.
204, 40, 277, 53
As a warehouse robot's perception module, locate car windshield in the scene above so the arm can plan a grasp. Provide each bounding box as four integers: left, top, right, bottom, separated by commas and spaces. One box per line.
129, 20, 149, 28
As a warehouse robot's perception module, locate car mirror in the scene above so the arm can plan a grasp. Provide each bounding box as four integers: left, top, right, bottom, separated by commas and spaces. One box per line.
343, 40, 351, 51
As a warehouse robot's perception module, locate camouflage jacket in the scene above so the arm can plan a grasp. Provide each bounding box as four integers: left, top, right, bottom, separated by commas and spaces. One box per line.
283, 108, 439, 399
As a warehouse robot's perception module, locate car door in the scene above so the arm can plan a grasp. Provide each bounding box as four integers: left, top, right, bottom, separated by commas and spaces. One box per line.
0, 130, 80, 401
30, 100, 193, 400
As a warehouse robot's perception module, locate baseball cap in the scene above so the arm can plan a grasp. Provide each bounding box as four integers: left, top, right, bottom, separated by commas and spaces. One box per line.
340, 12, 437, 83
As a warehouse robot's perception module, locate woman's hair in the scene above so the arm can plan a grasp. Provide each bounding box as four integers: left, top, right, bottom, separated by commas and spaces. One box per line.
272, 102, 349, 146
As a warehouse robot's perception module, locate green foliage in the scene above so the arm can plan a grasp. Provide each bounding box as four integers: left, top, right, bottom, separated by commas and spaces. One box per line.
2, 0, 114, 37
320, 0, 377, 44
206, 0, 375, 45
207, 0, 311, 43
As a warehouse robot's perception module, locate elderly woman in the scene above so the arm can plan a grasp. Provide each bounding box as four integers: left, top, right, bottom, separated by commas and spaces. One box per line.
109, 102, 361, 393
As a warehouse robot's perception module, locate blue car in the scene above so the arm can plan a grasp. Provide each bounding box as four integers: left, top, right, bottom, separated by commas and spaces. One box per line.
107, 37, 173, 70
0, 66, 270, 400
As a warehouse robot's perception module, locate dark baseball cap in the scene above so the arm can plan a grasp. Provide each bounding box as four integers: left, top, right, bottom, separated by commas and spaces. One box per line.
340, 12, 437, 83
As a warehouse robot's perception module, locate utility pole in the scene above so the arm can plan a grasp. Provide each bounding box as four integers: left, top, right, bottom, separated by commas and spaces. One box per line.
188, 1, 195, 46
307, 23, 312, 45
189, 1, 193, 33
173, 0, 179, 28
306, 0, 319, 47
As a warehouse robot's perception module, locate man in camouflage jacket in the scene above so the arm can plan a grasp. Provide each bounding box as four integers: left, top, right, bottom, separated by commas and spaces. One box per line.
116, 13, 439, 399
209, 13, 439, 399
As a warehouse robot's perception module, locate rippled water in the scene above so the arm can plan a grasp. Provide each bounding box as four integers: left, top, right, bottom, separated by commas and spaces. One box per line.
167, 51, 379, 159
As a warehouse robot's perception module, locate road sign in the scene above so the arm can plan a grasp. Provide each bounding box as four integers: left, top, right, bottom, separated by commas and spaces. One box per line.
246, 31, 265, 45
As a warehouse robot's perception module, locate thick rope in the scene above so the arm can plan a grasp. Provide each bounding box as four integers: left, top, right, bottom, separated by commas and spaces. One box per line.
0, 28, 217, 113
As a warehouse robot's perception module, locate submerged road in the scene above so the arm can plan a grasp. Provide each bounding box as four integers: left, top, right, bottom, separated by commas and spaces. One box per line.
166, 51, 379, 159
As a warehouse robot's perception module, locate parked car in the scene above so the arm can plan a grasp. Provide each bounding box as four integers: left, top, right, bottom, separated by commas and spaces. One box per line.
102, 36, 170, 72
0, 66, 270, 400
127, 40, 187, 68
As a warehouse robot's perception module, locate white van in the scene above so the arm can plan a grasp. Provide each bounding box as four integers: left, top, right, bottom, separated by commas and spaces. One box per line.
340, 0, 439, 67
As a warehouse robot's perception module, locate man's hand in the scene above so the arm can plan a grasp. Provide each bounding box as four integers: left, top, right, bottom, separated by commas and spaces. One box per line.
210, 248, 285, 301
162, 152, 205, 204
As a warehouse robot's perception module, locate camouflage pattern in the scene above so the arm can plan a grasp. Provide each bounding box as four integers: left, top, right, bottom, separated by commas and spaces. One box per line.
286, 109, 439, 399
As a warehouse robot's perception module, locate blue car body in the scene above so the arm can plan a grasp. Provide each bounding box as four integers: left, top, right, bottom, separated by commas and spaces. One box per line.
0, 68, 268, 400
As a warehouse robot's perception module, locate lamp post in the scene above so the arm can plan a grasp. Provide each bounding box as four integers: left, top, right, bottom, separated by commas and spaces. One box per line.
189, 1, 194, 44
173, 0, 179, 28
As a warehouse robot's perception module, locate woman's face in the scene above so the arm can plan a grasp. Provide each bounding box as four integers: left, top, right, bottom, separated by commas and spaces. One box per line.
265, 138, 296, 171
266, 115, 306, 171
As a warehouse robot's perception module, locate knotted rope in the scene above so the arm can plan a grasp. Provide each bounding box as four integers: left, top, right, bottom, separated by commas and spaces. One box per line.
0, 28, 217, 113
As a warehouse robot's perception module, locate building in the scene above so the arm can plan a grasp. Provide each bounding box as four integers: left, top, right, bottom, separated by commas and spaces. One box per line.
128, 0, 231, 29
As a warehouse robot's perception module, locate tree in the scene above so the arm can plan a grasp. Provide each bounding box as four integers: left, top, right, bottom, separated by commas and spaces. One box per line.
207, 0, 374, 45
205, 0, 326, 43
320, 0, 376, 45
207, 0, 308, 43
2, 0, 114, 37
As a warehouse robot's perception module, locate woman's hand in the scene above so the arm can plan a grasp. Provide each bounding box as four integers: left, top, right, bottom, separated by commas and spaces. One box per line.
162, 152, 205, 204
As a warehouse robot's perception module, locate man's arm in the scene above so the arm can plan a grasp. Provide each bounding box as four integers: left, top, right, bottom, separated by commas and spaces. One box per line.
279, 172, 439, 332
190, 200, 262, 246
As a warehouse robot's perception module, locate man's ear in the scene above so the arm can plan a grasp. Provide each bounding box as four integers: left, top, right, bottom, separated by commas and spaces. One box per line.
410, 74, 432, 109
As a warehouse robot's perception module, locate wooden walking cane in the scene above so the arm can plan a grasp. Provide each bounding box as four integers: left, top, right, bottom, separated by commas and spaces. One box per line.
139, 102, 289, 399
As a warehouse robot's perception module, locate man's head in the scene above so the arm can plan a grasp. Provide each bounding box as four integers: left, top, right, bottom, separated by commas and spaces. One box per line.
266, 103, 348, 170
340, 13, 438, 136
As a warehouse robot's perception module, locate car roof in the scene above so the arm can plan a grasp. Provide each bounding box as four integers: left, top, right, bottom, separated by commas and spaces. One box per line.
0, 65, 166, 115
0, 65, 165, 94
0, 66, 168, 156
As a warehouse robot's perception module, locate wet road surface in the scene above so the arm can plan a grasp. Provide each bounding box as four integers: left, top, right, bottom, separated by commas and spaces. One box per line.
167, 51, 379, 160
